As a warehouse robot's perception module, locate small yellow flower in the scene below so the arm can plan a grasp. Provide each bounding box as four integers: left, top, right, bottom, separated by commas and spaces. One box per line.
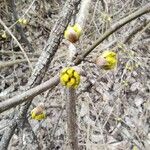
1, 31, 7, 39
60, 67, 80, 88
132, 145, 138, 150
31, 104, 46, 121
18, 18, 28, 25
96, 51, 117, 70
115, 117, 122, 122
135, 63, 139, 68
125, 63, 133, 71
64, 23, 82, 43
122, 80, 128, 86
101, 12, 112, 22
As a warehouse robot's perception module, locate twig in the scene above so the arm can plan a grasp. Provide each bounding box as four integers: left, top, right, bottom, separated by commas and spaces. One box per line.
22, 120, 41, 150
74, 3, 150, 65
8, 0, 36, 30
0, 50, 40, 57
66, 88, 78, 150
0, 18, 33, 70
49, 106, 65, 146
124, 20, 149, 43
0, 120, 17, 150
0, 58, 37, 69
76, 0, 91, 28
8, 0, 35, 52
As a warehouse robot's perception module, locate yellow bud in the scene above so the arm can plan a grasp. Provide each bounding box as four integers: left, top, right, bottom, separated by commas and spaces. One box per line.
1, 32, 7, 39
18, 18, 28, 25
132, 145, 138, 150
96, 51, 117, 70
122, 80, 128, 86
73, 23, 82, 37
31, 104, 46, 121
135, 64, 139, 68
63, 74, 69, 82
18, 18, 23, 23
64, 23, 82, 43
22, 19, 28, 25
115, 117, 122, 122
101, 12, 112, 22
66, 68, 74, 77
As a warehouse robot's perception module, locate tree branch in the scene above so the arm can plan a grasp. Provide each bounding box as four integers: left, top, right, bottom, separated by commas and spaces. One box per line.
74, 3, 150, 65
0, 76, 59, 114
66, 88, 78, 150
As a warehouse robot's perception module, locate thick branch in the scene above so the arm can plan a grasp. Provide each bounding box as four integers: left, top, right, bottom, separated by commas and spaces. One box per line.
0, 76, 59, 113
66, 1, 91, 149
66, 88, 78, 150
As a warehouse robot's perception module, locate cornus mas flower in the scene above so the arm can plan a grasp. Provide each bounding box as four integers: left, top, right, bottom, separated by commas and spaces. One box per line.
31, 103, 46, 120
96, 51, 117, 70
64, 23, 82, 43
60, 67, 80, 88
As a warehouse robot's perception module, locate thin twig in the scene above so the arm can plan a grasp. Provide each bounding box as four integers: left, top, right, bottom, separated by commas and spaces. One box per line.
0, 58, 37, 69
0, 50, 40, 57
74, 3, 150, 65
0, 18, 33, 70
8, 0, 36, 30
8, 0, 35, 52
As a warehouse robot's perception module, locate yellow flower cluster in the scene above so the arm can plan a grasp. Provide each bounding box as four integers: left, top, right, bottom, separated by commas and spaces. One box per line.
64, 23, 82, 43
60, 68, 80, 88
96, 51, 117, 70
